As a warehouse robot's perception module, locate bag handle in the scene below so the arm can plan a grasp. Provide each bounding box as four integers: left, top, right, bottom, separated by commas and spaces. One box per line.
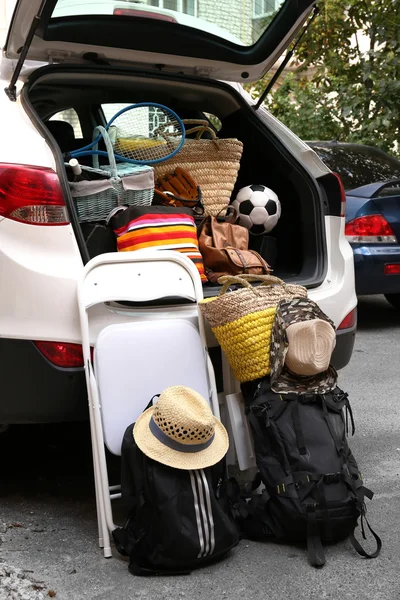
182, 119, 219, 142
235, 273, 285, 285
154, 118, 218, 147
182, 119, 210, 128
91, 125, 118, 178
218, 273, 288, 296
196, 205, 237, 233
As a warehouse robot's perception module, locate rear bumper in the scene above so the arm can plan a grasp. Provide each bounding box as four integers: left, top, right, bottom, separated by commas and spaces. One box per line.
331, 324, 356, 371
353, 243, 400, 295
0, 338, 87, 424
0, 318, 355, 424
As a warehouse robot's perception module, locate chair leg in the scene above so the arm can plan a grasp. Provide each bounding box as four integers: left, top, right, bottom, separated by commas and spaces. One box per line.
92, 418, 112, 558
89, 366, 117, 534
89, 407, 105, 548
88, 370, 113, 557
93, 409, 118, 535
206, 353, 221, 420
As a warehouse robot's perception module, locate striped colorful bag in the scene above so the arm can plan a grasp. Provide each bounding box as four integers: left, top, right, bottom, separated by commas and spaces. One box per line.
110, 205, 207, 282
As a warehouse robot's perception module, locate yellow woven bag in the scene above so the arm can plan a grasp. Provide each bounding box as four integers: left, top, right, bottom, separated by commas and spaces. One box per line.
200, 274, 307, 382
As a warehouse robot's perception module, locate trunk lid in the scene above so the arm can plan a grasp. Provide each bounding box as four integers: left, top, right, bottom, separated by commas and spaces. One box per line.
5, 0, 316, 84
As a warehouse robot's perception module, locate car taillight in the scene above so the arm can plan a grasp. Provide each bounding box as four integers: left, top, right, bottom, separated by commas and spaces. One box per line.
331, 172, 346, 217
345, 214, 397, 243
338, 308, 357, 330
384, 264, 400, 275
0, 164, 68, 225
34, 341, 84, 368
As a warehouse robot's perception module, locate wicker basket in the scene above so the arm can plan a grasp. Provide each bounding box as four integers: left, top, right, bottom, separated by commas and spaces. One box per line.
69, 126, 154, 222
199, 274, 308, 383
153, 120, 243, 217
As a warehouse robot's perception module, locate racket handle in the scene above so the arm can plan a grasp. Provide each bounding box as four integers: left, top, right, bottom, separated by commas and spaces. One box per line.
69, 158, 83, 180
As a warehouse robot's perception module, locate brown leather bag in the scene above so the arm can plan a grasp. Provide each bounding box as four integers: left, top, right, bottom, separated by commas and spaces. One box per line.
198, 209, 271, 283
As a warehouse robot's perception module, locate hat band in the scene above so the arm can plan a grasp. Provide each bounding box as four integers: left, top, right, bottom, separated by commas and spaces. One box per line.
149, 416, 215, 453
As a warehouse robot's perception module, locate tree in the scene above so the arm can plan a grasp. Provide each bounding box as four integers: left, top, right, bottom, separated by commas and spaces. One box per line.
249, 0, 400, 156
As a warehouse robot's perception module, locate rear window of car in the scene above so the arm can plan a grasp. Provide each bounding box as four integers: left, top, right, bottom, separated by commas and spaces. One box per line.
309, 144, 400, 190
51, 0, 285, 46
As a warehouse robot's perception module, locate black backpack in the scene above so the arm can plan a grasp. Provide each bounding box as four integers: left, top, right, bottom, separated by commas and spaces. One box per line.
112, 423, 239, 576
232, 379, 381, 567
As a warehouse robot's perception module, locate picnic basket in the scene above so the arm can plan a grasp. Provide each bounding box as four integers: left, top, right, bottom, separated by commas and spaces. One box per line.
69, 126, 154, 222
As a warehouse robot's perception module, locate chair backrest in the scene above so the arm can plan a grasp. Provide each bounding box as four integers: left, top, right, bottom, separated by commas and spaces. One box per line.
94, 318, 210, 455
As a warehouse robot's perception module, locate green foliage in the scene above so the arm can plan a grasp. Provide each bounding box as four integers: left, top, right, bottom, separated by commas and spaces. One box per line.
248, 0, 400, 156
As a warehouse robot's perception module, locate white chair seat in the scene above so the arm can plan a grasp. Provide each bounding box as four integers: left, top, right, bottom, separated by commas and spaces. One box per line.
95, 319, 210, 455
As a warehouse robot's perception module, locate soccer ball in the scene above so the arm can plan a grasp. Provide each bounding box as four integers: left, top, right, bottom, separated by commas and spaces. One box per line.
231, 184, 281, 235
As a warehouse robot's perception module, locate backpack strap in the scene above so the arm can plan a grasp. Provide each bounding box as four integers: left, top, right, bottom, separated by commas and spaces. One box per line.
292, 400, 307, 455
247, 405, 268, 443
321, 396, 344, 455
343, 476, 382, 559
112, 417, 153, 558
306, 503, 326, 568
349, 513, 382, 559
112, 525, 130, 557
226, 476, 273, 540
226, 477, 255, 521
315, 476, 333, 542
112, 451, 147, 558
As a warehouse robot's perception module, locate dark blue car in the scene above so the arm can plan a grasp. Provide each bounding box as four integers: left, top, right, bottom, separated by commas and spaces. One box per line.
309, 142, 400, 310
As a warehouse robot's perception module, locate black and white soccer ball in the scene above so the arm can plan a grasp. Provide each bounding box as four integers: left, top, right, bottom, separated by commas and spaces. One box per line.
231, 184, 281, 235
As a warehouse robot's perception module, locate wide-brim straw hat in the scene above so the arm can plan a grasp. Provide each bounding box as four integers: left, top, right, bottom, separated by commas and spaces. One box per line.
270, 297, 338, 394
133, 385, 229, 470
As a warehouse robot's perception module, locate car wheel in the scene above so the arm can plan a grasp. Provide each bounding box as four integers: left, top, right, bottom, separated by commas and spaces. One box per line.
384, 294, 400, 310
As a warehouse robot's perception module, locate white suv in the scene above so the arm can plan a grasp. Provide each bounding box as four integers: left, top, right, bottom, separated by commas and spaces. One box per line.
0, 0, 357, 425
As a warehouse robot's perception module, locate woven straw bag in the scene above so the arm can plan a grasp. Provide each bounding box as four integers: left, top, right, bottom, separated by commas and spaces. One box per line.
153, 120, 243, 217
199, 274, 308, 383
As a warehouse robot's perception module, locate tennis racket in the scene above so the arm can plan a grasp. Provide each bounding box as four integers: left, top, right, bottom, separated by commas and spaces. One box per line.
70, 103, 185, 165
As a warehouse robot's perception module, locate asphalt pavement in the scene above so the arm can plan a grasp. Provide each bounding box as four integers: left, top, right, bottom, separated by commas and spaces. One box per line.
1, 294, 399, 600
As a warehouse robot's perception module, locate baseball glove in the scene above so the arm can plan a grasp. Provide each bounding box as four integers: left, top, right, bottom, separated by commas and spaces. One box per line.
153, 167, 204, 215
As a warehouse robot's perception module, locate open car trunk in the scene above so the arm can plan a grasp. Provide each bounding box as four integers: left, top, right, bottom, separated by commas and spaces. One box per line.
23, 66, 327, 292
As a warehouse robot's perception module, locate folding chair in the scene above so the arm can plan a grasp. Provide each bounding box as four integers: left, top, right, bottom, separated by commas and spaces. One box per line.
77, 249, 220, 557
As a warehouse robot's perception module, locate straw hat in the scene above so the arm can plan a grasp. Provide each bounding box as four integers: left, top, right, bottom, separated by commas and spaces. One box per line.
133, 386, 229, 470
270, 298, 338, 394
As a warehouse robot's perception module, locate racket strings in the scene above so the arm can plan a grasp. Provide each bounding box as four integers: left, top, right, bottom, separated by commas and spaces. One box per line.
111, 107, 182, 163
69, 103, 184, 166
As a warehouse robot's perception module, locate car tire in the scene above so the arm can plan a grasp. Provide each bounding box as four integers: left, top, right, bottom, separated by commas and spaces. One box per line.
384, 293, 400, 310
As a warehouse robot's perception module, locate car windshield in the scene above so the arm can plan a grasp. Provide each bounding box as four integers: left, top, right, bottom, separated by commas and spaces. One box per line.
51, 0, 285, 46
309, 144, 400, 190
